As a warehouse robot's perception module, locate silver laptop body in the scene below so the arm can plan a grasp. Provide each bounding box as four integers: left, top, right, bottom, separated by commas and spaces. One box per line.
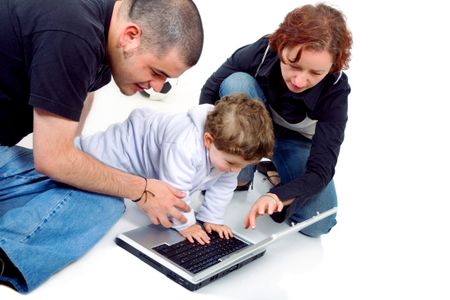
115, 207, 337, 291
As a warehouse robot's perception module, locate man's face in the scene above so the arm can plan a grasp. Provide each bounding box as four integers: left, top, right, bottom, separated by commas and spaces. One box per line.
110, 46, 188, 96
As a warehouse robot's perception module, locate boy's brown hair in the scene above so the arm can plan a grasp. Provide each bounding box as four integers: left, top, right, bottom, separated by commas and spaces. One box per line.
204, 93, 274, 161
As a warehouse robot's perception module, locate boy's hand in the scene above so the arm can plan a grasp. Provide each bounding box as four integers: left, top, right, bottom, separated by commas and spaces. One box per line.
244, 193, 284, 229
179, 224, 210, 245
204, 222, 233, 239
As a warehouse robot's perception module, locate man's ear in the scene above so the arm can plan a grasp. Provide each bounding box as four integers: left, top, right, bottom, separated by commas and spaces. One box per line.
118, 24, 142, 50
203, 132, 214, 148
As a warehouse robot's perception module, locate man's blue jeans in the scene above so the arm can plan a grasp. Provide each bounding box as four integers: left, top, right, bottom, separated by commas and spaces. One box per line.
0, 145, 125, 293
219, 72, 337, 237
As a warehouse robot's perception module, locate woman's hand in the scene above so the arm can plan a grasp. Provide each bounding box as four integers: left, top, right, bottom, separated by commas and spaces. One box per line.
244, 193, 284, 229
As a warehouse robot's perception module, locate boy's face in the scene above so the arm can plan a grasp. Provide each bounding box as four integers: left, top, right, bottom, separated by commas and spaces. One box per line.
203, 133, 255, 173
208, 143, 253, 173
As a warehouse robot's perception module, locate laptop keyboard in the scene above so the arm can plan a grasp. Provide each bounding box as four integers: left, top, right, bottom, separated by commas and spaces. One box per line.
153, 234, 249, 274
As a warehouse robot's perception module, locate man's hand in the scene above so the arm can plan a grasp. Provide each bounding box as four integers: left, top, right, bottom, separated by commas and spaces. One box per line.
204, 222, 233, 239
244, 193, 284, 229
179, 224, 210, 245
135, 179, 190, 228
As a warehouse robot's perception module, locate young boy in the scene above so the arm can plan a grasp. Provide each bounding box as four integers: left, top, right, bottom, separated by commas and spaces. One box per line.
76, 94, 274, 244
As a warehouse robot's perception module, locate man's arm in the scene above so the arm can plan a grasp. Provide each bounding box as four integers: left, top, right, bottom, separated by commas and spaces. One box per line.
33, 108, 189, 227
75, 92, 94, 137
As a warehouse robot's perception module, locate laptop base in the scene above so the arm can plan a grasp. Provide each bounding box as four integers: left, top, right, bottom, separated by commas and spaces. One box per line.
115, 237, 265, 291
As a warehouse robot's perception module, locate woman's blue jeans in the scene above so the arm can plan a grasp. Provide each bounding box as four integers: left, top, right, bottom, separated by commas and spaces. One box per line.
0, 145, 125, 293
219, 72, 337, 237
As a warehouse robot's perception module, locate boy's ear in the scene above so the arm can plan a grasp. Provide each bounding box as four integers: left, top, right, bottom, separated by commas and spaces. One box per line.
118, 23, 142, 50
203, 132, 214, 148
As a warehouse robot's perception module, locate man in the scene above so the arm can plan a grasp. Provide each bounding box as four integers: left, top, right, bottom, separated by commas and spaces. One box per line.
0, 0, 203, 293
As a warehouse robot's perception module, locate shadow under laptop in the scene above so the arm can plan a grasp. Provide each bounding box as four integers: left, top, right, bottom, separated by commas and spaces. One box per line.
197, 232, 324, 299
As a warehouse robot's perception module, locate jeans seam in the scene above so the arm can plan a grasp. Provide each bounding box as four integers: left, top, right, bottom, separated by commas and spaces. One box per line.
0, 176, 42, 185
0, 258, 4, 277
20, 190, 72, 243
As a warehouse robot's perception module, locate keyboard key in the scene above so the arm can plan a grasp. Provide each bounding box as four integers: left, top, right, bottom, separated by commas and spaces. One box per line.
153, 233, 248, 273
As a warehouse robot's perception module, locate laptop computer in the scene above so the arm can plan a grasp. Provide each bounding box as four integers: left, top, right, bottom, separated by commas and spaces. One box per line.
115, 207, 337, 291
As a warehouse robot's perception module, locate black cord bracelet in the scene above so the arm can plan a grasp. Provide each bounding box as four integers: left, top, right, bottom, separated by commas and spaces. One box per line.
132, 177, 148, 202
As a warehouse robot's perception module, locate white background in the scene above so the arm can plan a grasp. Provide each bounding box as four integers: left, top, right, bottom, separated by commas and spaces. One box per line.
2, 0, 450, 299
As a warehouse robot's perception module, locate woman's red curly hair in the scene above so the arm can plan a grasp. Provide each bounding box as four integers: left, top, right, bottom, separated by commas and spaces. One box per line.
269, 3, 352, 73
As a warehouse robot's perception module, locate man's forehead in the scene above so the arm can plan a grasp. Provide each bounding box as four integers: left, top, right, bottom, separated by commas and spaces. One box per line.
148, 48, 187, 78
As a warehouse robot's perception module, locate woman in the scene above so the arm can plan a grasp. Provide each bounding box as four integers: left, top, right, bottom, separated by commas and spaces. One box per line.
199, 3, 352, 237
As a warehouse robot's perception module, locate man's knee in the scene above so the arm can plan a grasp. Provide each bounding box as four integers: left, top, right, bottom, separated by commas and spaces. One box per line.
67, 191, 125, 232
93, 195, 125, 221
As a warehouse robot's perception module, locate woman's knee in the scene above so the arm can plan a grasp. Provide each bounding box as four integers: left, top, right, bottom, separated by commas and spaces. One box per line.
299, 215, 337, 238
219, 72, 264, 100
290, 182, 338, 237
290, 205, 337, 237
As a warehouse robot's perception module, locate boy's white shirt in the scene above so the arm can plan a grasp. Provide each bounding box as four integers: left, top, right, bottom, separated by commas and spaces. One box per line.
75, 104, 238, 231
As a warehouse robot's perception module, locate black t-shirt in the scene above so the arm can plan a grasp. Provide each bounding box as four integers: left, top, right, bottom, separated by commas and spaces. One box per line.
0, 0, 115, 146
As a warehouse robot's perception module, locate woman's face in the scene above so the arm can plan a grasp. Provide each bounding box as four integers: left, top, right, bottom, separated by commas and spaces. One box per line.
280, 45, 333, 93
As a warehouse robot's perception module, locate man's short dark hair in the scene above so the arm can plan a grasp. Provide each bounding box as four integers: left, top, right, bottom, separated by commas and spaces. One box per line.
124, 0, 204, 67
